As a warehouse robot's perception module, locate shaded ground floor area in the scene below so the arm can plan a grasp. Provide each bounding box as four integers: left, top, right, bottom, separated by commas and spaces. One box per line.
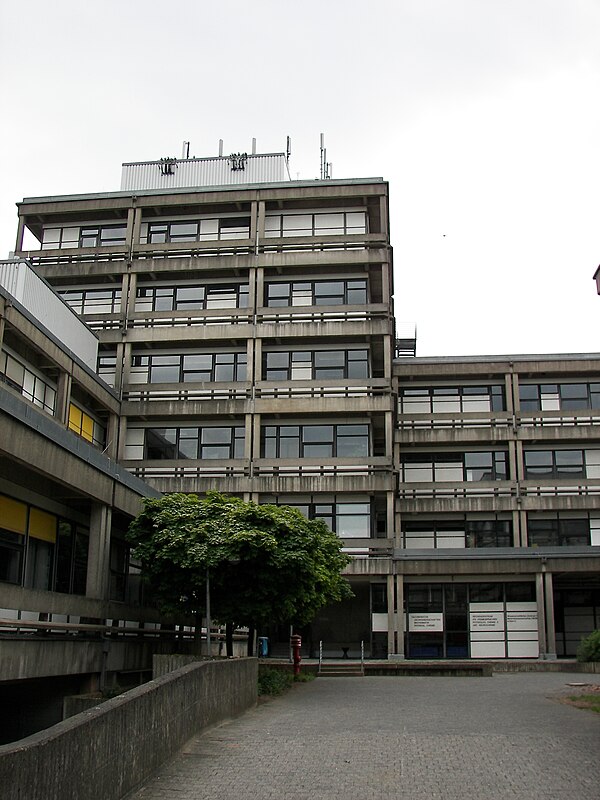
265, 572, 600, 661
126, 672, 600, 800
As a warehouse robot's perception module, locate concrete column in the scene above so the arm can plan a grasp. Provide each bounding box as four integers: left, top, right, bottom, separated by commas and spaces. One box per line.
383, 335, 392, 379
14, 216, 26, 254
250, 199, 259, 246
255, 267, 264, 313
55, 370, 72, 425
105, 413, 119, 459
535, 572, 547, 657
518, 508, 528, 547
125, 206, 136, 252
381, 262, 391, 304
386, 491, 396, 545
117, 414, 129, 460
256, 200, 266, 242
384, 410, 393, 458
379, 195, 388, 236
544, 571, 557, 659
246, 337, 255, 387
251, 414, 260, 461
386, 573, 396, 656
393, 574, 405, 658
253, 338, 262, 382
131, 206, 143, 252
120, 342, 132, 387
86, 504, 112, 600
124, 271, 137, 317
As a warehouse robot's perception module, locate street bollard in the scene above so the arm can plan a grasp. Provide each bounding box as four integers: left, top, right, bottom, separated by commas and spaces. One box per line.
290, 633, 302, 677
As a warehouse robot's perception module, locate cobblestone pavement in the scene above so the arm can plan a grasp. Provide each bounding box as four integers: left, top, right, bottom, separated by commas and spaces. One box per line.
126, 672, 600, 800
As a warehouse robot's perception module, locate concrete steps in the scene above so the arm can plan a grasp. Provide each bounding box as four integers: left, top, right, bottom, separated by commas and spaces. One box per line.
318, 662, 364, 677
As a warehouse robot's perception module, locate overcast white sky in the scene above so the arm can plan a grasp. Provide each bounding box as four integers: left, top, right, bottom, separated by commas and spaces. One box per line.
1, 0, 599, 357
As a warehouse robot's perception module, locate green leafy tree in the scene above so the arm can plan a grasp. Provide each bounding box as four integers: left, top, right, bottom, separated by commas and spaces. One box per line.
127, 492, 352, 655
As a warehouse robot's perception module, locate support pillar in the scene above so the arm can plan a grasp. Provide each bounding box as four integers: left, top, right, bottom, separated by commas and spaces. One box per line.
544, 571, 557, 659
389, 574, 405, 659
55, 370, 72, 425
386, 573, 395, 656
535, 572, 547, 658
86, 504, 112, 600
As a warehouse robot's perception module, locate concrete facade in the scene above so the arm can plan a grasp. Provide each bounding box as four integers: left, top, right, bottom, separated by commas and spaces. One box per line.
4, 151, 599, 669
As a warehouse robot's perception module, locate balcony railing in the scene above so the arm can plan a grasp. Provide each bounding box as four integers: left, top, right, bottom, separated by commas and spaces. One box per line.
123, 459, 250, 479
396, 412, 512, 431
253, 456, 392, 477
123, 381, 251, 402
398, 481, 516, 500
128, 307, 253, 329
256, 378, 390, 400
257, 303, 390, 326
517, 410, 600, 429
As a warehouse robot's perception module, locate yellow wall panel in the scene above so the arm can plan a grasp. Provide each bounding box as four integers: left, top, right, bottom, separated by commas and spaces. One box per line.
0, 495, 27, 534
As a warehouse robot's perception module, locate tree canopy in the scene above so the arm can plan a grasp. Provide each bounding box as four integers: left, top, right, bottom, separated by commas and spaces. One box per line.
126, 492, 352, 633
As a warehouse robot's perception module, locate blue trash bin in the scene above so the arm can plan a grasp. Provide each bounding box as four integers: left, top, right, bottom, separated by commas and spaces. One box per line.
258, 636, 269, 657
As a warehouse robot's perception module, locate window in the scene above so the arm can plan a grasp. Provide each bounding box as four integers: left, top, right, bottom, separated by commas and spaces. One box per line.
141, 426, 245, 460
41, 223, 126, 249
527, 516, 591, 547
262, 424, 369, 459
265, 210, 367, 238
399, 385, 505, 414
402, 518, 512, 549
135, 283, 249, 312
0, 495, 89, 593
97, 354, 117, 387
265, 279, 367, 307
68, 403, 106, 448
131, 352, 247, 383
60, 287, 122, 315
519, 382, 600, 412
144, 217, 250, 244
264, 349, 369, 381
0, 349, 56, 414
401, 452, 508, 482
523, 449, 585, 479
263, 495, 374, 538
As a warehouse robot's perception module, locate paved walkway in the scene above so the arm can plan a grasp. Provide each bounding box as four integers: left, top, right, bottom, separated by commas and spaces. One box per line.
127, 672, 600, 800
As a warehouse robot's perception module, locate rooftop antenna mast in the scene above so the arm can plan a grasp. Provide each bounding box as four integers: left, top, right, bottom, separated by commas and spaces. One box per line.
319, 133, 332, 179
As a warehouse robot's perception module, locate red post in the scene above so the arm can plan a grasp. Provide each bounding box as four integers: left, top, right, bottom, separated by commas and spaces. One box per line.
290, 633, 302, 677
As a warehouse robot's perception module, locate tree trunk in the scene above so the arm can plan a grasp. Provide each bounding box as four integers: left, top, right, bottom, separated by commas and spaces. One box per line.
226, 621, 234, 657
247, 623, 255, 656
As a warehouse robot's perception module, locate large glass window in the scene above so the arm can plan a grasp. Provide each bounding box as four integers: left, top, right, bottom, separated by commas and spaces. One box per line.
399, 385, 505, 414
143, 426, 245, 460
527, 516, 591, 547
262, 424, 369, 459
68, 403, 106, 449
263, 495, 374, 538
42, 225, 126, 249
135, 283, 249, 312
131, 352, 247, 383
0, 349, 56, 415
264, 349, 369, 381
402, 517, 513, 549
265, 210, 367, 238
401, 452, 508, 482
59, 287, 122, 315
265, 279, 367, 307
523, 449, 585, 479
145, 217, 250, 244
519, 382, 600, 412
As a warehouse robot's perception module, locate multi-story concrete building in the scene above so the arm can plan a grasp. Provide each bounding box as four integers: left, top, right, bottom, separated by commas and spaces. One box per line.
5, 147, 600, 669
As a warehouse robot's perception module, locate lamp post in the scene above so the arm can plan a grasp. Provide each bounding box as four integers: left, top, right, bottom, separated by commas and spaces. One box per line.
205, 566, 211, 657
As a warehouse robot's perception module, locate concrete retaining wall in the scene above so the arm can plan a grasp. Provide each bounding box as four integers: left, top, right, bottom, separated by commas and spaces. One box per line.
0, 657, 257, 800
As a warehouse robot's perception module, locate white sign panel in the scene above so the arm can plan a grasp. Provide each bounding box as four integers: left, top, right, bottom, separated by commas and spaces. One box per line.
409, 613, 443, 632
506, 611, 538, 631
470, 612, 505, 632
